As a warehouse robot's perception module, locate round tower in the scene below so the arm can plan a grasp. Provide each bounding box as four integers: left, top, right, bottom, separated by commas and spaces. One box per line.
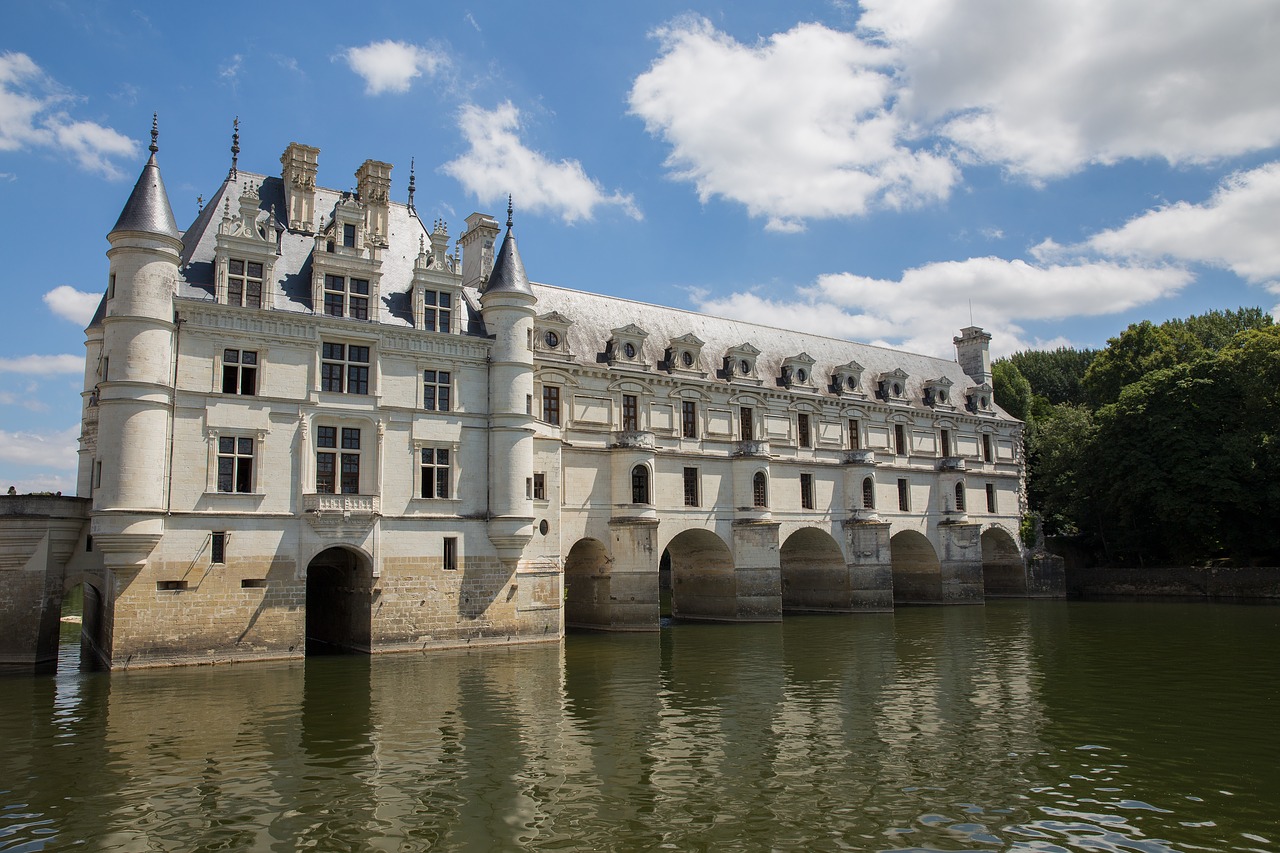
477, 199, 537, 564
92, 116, 182, 560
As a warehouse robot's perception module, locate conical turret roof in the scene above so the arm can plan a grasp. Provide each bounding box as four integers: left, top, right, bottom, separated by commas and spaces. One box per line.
484, 199, 533, 297
109, 118, 179, 240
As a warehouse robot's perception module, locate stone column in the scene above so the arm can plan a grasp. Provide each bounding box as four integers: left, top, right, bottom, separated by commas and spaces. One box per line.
731, 520, 781, 621
937, 522, 985, 603
842, 520, 894, 611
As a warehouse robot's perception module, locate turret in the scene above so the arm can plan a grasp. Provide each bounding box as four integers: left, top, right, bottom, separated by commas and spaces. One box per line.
954, 326, 992, 386
480, 199, 537, 564
92, 115, 182, 564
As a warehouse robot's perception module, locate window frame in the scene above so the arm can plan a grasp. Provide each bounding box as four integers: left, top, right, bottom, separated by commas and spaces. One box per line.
955, 481, 966, 512
631, 464, 650, 505
419, 446, 452, 500
986, 482, 997, 513
849, 418, 860, 450
216, 434, 256, 494
683, 466, 699, 507
797, 413, 811, 448
894, 423, 908, 456
323, 274, 370, 321
862, 476, 875, 509
681, 400, 698, 439
443, 537, 458, 571
423, 368, 452, 411
422, 288, 454, 333
320, 342, 371, 395
533, 472, 547, 501
622, 394, 639, 432
227, 259, 264, 309
800, 472, 815, 510
897, 478, 910, 512
542, 384, 561, 425
316, 425, 362, 495
753, 471, 768, 508
221, 348, 258, 396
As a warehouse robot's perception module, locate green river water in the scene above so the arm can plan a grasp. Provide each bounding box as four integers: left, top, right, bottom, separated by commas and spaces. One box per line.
1, 600, 1277, 852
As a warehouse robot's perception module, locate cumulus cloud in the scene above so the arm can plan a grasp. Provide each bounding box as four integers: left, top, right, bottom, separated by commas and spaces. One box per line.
0, 425, 80, 475
630, 4, 1280, 227
443, 101, 640, 224
43, 286, 101, 326
629, 17, 957, 232
0, 354, 84, 375
343, 40, 447, 95
696, 256, 1190, 359
0, 51, 137, 178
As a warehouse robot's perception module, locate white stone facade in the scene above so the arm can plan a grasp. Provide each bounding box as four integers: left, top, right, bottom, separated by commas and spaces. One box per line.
73, 140, 1035, 669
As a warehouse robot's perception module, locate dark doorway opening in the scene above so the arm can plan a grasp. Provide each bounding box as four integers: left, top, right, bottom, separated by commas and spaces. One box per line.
305, 547, 372, 655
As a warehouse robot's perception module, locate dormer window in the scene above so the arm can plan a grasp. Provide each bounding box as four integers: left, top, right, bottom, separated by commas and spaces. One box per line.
923, 377, 955, 408
545, 330, 560, 349
625, 343, 637, 359
323, 275, 369, 320
534, 311, 574, 359
831, 360, 865, 397
966, 382, 995, 413
227, 260, 264, 308
878, 369, 910, 403
780, 353, 817, 391
666, 333, 706, 377
724, 343, 762, 384
342, 223, 356, 248
608, 324, 649, 369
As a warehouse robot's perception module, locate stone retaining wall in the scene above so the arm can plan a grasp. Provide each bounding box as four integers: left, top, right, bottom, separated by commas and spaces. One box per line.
1066, 565, 1280, 600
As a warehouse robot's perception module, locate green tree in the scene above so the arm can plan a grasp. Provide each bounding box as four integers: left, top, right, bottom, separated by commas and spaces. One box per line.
992, 359, 1031, 421
1025, 403, 1096, 538
1081, 321, 1183, 408
1008, 347, 1097, 406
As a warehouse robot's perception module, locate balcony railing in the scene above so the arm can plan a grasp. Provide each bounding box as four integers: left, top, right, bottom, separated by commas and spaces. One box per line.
304, 493, 381, 516
733, 439, 770, 458
938, 456, 966, 471
842, 449, 877, 465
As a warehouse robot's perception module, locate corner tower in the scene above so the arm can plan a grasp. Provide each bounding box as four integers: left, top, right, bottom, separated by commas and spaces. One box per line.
478, 200, 537, 564
91, 116, 182, 570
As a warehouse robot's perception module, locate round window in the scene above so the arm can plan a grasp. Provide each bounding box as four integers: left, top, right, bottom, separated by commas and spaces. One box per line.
740, 359, 750, 375
796, 368, 807, 383
981, 396, 989, 408
938, 390, 947, 403
682, 351, 694, 367
623, 342, 637, 359
892, 383, 902, 396
846, 376, 857, 390
544, 330, 559, 349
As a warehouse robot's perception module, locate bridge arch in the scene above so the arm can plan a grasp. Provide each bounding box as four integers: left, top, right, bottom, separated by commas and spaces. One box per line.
981, 526, 1027, 597
890, 529, 942, 604
305, 545, 374, 655
780, 527, 847, 613
564, 537, 612, 628
663, 528, 735, 621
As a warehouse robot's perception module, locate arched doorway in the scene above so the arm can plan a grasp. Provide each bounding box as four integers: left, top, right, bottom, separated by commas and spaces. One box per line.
564, 538, 612, 628
80, 581, 108, 671
663, 529, 735, 621
890, 530, 942, 604
306, 546, 373, 655
981, 527, 1027, 597
781, 527, 847, 612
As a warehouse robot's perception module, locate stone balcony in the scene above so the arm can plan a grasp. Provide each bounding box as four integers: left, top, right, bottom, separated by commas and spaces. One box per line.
610, 430, 655, 450
733, 439, 771, 458
304, 493, 380, 536
937, 456, 966, 471
845, 507, 882, 524
842, 449, 877, 465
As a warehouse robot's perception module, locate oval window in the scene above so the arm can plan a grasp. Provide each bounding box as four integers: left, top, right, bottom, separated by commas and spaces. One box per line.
539, 519, 549, 536
740, 359, 750, 375
846, 376, 858, 390
623, 342, 637, 359
938, 390, 947, 403
892, 383, 902, 396
682, 351, 694, 367
544, 330, 559, 349
796, 368, 807, 383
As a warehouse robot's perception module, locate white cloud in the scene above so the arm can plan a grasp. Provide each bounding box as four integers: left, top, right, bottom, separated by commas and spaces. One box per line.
629, 17, 957, 232
0, 51, 138, 178
443, 101, 641, 224
0, 425, 79, 472
696, 256, 1190, 359
43, 286, 101, 326
0, 354, 84, 375
343, 40, 447, 95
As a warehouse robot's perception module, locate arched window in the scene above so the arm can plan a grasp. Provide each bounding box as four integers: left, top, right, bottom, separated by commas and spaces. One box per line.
954, 481, 966, 512
631, 464, 650, 505
753, 471, 768, 507
862, 477, 875, 509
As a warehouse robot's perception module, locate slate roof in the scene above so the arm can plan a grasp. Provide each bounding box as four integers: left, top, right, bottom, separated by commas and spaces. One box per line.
110, 154, 179, 240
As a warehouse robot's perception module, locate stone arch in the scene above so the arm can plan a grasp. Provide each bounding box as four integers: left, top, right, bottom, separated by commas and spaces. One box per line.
981, 526, 1027, 597
564, 537, 612, 628
663, 528, 735, 621
890, 529, 942, 604
305, 545, 374, 655
80, 580, 109, 671
780, 527, 847, 613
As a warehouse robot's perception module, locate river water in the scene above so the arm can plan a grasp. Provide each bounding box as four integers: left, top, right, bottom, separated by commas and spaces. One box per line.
1, 601, 1277, 852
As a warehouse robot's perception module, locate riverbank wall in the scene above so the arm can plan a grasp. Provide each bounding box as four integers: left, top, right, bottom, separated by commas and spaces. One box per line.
1066, 565, 1280, 600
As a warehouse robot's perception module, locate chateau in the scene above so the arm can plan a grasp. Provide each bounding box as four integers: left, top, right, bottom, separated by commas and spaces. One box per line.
5, 123, 1062, 671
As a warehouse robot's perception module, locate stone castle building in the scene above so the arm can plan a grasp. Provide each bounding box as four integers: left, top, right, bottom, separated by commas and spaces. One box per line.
3, 122, 1060, 670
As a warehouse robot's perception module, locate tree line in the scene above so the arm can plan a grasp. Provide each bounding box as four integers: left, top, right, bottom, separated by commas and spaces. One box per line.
992, 307, 1279, 567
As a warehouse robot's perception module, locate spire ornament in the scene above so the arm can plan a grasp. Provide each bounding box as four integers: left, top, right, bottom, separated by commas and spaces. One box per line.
407, 157, 416, 212
506, 194, 513, 228
229, 117, 240, 180
149, 112, 159, 155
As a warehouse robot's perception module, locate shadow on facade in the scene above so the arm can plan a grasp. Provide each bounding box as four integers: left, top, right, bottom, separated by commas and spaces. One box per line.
305, 546, 372, 655
890, 530, 943, 604
781, 527, 848, 613
665, 529, 736, 621
982, 527, 1028, 597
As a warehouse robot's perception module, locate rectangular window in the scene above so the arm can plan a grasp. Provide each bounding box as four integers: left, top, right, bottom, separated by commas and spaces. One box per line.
211, 531, 226, 564
940, 428, 951, 457
800, 473, 815, 510
542, 385, 561, 425
683, 467, 699, 507
107, 273, 115, 300
221, 349, 258, 395
423, 369, 451, 411
443, 537, 458, 571
798, 413, 811, 448
895, 424, 907, 456
323, 275, 369, 319
740, 407, 754, 441
986, 483, 997, 513
423, 289, 453, 333
217, 435, 255, 493
420, 447, 451, 499
622, 394, 638, 431
533, 472, 546, 501
228, 259, 263, 308
340, 428, 361, 494
316, 426, 337, 493
321, 342, 370, 394
343, 223, 356, 248
982, 434, 994, 463
682, 400, 697, 439
849, 419, 860, 450
898, 478, 910, 512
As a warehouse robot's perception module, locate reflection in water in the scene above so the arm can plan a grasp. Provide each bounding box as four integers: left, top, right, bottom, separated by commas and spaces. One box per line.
1, 601, 1277, 851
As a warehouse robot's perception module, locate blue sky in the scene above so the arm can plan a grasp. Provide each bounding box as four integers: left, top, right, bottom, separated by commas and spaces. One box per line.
3, 1, 1278, 492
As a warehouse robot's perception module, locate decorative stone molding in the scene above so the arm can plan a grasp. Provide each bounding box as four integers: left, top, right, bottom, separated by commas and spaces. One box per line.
877, 368, 910, 403
831, 360, 866, 397
607, 324, 650, 369
938, 456, 966, 471
610, 430, 656, 450
733, 439, 771, 458
304, 493, 380, 537
665, 333, 706, 377
842, 449, 877, 465
723, 343, 762, 384
779, 352, 817, 391
923, 376, 955, 408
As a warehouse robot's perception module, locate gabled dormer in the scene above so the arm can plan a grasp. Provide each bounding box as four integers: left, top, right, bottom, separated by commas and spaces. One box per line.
534, 311, 575, 360
214, 182, 278, 309
666, 333, 706, 377
877, 368, 910, 403
724, 343, 762, 385
830, 359, 866, 397
412, 230, 463, 333
312, 194, 383, 321
966, 382, 996, 415
779, 352, 817, 391
923, 376, 955, 408
608, 323, 650, 369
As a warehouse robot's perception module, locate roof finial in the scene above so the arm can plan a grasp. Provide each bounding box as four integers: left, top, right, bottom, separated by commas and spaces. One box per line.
149, 112, 158, 155
407, 157, 416, 212
197, 194, 204, 214
229, 116, 240, 180
506, 194, 513, 229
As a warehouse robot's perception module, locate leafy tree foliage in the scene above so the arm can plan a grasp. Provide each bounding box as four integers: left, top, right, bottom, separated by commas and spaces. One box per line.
1025, 403, 1095, 538
1007, 347, 1097, 406
992, 360, 1031, 421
